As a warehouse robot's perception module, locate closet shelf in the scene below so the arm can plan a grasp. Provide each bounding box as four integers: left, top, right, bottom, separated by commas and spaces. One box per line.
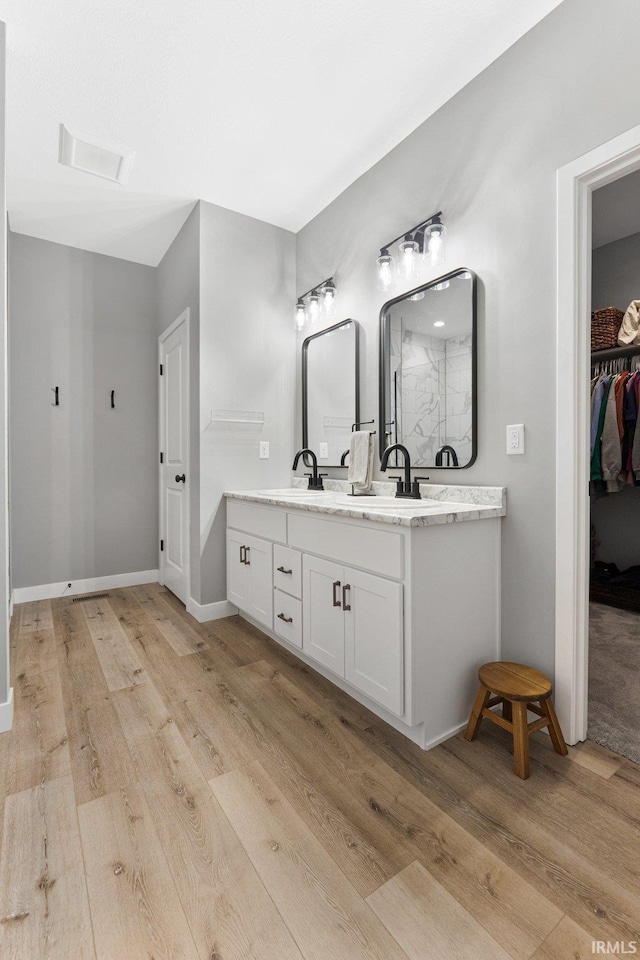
591, 343, 640, 362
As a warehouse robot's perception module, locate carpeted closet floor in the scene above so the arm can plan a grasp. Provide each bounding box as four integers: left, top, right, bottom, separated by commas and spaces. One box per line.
589, 601, 640, 763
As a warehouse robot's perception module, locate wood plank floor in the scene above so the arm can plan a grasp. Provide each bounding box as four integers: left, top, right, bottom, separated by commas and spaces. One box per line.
1, 584, 639, 959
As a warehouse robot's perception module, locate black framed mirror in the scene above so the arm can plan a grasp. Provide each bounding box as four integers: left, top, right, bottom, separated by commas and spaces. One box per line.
302, 319, 360, 468
379, 269, 477, 468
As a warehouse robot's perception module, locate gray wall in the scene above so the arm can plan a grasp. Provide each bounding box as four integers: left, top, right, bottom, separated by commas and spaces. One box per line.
295, 0, 640, 678
9, 233, 158, 588
156, 205, 201, 601
199, 200, 295, 604
592, 231, 640, 313
591, 230, 640, 570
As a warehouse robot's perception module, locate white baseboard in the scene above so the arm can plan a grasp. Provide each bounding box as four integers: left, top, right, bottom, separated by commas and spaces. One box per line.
186, 598, 238, 623
11, 570, 160, 605
0, 688, 14, 733
423, 720, 468, 751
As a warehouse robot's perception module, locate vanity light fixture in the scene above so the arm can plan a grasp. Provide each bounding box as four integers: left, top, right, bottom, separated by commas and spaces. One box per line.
319, 278, 336, 311
307, 291, 320, 324
425, 215, 446, 265
295, 300, 306, 330
376, 210, 445, 290
294, 276, 337, 329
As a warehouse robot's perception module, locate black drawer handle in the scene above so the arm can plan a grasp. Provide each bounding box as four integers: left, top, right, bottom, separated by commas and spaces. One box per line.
277, 566, 293, 575
332, 580, 342, 607
343, 584, 351, 611
244, 546, 250, 566
240, 545, 246, 564
277, 612, 293, 624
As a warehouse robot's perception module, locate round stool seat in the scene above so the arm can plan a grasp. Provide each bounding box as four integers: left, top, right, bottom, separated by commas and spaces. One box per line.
478, 661, 552, 702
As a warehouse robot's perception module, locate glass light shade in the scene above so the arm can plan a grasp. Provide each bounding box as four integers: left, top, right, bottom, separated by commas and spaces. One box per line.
398, 238, 419, 281
295, 300, 306, 330
307, 292, 320, 323
376, 253, 394, 291
320, 282, 336, 313
425, 222, 446, 265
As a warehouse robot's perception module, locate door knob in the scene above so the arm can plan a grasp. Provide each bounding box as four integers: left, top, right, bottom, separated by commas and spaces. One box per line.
175, 474, 186, 483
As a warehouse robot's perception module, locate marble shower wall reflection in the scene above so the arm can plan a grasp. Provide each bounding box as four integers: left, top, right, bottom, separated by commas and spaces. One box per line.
390, 317, 472, 467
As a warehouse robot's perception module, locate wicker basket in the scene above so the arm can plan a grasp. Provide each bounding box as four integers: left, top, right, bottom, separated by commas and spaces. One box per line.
591, 306, 624, 351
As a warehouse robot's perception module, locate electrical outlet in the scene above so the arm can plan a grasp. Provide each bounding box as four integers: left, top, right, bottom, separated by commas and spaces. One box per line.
506, 424, 525, 455
259, 441, 269, 459
319, 442, 329, 459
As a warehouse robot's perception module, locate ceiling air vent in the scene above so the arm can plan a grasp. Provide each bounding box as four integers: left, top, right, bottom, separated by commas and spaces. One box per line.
58, 124, 135, 184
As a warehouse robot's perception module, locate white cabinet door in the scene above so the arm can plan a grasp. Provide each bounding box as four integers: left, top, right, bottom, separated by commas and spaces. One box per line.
244, 533, 273, 630
227, 529, 249, 610
344, 568, 404, 716
302, 555, 345, 676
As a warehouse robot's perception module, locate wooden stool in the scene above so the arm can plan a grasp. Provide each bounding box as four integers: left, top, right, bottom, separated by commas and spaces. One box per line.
464, 661, 568, 779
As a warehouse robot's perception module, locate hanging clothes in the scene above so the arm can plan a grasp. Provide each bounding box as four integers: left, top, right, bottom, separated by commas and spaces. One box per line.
590, 353, 640, 494
592, 376, 613, 489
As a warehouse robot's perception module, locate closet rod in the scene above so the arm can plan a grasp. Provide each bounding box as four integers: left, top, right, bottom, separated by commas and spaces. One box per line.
591, 344, 640, 362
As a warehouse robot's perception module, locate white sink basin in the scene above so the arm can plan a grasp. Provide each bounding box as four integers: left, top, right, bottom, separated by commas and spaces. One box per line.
256, 488, 331, 498
334, 495, 444, 510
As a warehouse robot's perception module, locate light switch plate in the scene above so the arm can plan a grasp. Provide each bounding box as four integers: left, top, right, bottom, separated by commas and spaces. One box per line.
506, 424, 525, 455
319, 442, 329, 459
259, 441, 269, 459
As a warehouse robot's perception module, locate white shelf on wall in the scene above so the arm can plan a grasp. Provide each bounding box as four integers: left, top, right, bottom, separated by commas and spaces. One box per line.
323, 416, 352, 430
204, 409, 265, 432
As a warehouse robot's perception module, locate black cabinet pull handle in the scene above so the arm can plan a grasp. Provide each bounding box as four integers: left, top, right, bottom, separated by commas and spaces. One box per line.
332, 580, 342, 607
277, 566, 293, 575
277, 613, 293, 623
244, 546, 250, 566
343, 584, 351, 611
175, 474, 186, 483
240, 545, 246, 564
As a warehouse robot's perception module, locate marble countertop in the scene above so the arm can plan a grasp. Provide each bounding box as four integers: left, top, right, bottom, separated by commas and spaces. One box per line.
225, 479, 506, 528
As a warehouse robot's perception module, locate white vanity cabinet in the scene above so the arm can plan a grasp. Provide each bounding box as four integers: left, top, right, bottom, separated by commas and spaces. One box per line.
225, 494, 502, 750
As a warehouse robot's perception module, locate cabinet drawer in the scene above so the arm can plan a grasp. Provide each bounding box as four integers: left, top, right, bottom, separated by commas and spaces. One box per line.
273, 545, 302, 598
288, 513, 404, 579
227, 500, 287, 543
273, 590, 302, 649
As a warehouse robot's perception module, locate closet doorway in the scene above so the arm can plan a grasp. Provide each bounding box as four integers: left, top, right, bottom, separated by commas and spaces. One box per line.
556, 122, 640, 749
588, 174, 640, 762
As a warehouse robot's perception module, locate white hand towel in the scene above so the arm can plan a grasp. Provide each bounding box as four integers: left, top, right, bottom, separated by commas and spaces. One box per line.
347, 431, 374, 491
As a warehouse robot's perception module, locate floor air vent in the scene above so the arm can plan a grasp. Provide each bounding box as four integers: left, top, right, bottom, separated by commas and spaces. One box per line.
72, 593, 111, 603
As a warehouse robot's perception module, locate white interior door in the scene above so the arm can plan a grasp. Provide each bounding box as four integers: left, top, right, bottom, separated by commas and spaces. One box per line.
159, 310, 189, 604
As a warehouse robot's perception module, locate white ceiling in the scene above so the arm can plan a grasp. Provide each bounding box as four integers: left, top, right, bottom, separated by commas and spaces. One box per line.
592, 168, 640, 249
0, 0, 564, 266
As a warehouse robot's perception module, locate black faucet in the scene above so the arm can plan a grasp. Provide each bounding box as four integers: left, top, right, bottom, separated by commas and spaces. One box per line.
380, 443, 429, 499
292, 448, 327, 490
340, 449, 350, 466
435, 444, 459, 467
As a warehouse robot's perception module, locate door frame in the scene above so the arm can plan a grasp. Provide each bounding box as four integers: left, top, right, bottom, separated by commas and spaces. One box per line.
556, 123, 640, 744
158, 308, 191, 601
